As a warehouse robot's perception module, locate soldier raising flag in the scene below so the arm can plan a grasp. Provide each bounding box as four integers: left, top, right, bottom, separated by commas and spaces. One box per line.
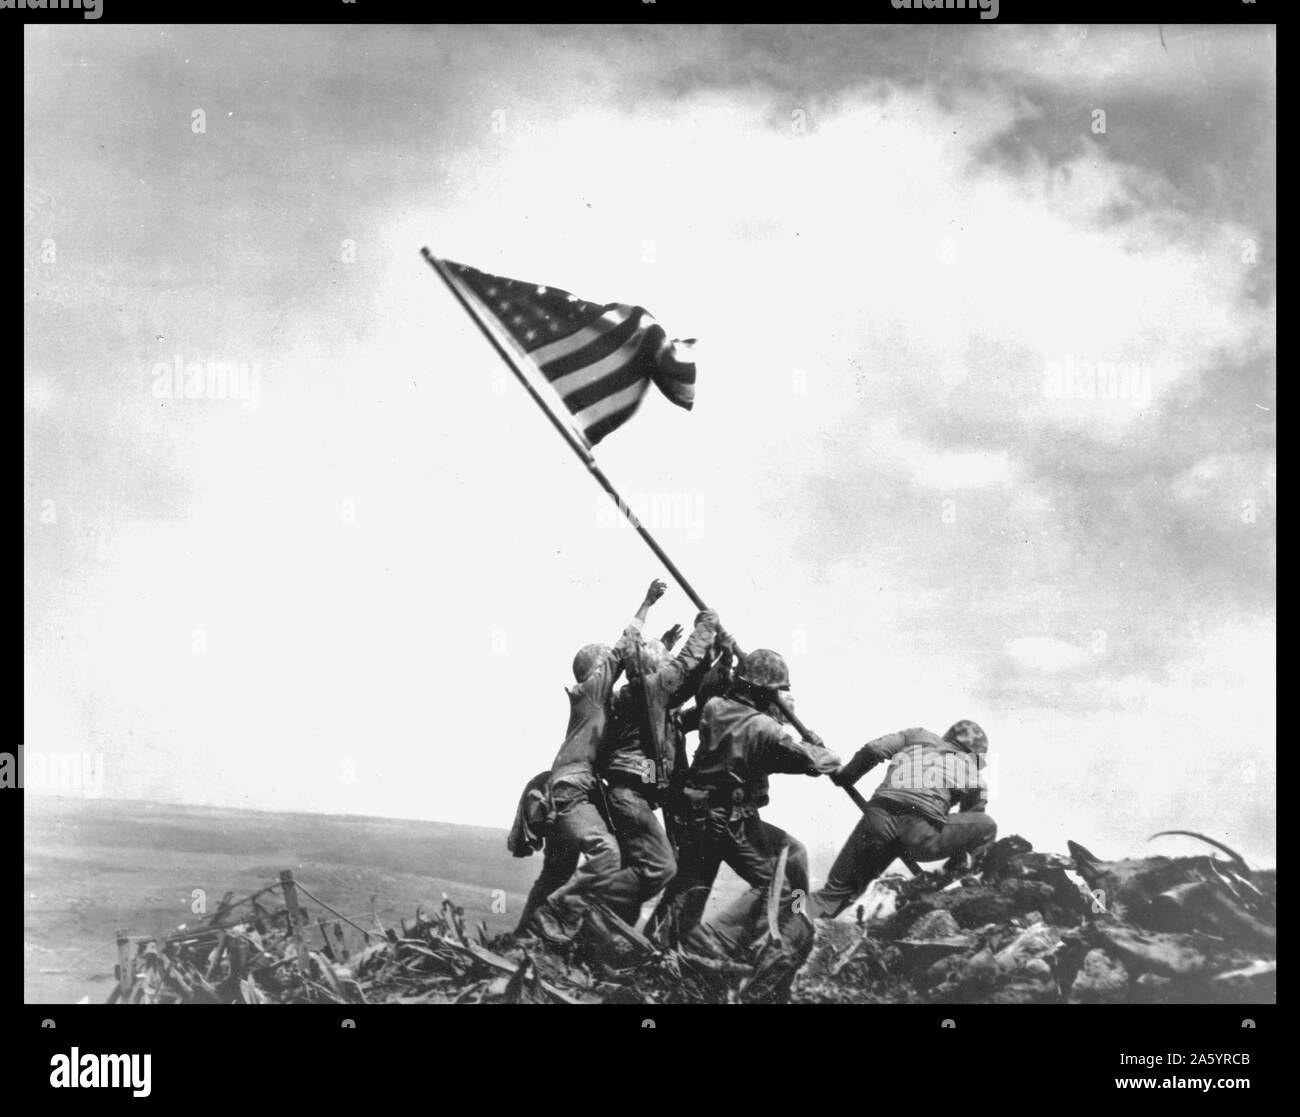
423, 249, 928, 987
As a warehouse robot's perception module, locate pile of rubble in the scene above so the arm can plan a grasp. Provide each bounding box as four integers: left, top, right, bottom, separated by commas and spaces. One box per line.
104, 879, 777, 1005
103, 834, 1274, 1005
797, 832, 1275, 1005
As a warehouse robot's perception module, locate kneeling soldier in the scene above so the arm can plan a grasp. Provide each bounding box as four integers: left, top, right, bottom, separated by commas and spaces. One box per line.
808, 720, 997, 920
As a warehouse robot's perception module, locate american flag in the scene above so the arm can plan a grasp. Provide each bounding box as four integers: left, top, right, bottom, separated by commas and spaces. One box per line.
442, 258, 696, 446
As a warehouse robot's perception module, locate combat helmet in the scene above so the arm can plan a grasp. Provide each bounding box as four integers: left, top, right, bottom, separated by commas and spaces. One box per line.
735, 648, 790, 690
944, 720, 988, 754
572, 643, 611, 683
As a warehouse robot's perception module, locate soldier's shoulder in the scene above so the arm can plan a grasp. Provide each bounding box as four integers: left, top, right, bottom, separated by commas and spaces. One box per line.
745, 707, 786, 737
902, 726, 945, 745
700, 694, 728, 718
701, 694, 753, 725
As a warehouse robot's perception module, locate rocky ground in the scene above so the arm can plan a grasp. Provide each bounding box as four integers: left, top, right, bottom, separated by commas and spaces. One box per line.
102, 833, 1275, 1006
796, 833, 1275, 1005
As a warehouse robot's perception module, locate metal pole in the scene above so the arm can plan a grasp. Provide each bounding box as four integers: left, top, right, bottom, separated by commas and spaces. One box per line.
422, 249, 859, 807
422, 249, 595, 467
423, 248, 711, 609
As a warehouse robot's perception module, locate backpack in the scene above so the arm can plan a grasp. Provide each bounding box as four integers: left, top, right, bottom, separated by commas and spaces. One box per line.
506, 770, 554, 857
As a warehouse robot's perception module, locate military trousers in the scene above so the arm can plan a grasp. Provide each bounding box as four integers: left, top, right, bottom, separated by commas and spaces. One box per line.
808, 800, 997, 920
526, 775, 647, 938
648, 807, 809, 958
603, 780, 677, 926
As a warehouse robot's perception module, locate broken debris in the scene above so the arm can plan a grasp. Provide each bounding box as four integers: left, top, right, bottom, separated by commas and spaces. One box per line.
102, 835, 1274, 1005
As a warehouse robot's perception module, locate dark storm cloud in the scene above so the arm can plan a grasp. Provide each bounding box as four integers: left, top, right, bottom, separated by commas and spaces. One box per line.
640, 25, 1275, 713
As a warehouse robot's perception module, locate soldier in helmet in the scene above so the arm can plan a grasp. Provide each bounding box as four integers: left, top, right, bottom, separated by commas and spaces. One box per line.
807, 720, 998, 920
524, 578, 666, 943
646, 647, 841, 967
596, 609, 723, 926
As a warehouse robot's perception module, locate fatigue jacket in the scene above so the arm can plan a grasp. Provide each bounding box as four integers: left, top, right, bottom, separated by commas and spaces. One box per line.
684, 695, 840, 814
599, 616, 718, 796
550, 619, 644, 787
838, 726, 988, 827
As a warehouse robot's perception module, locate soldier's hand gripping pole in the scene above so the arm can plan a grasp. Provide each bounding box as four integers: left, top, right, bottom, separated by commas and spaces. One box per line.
715, 626, 924, 874
426, 248, 928, 878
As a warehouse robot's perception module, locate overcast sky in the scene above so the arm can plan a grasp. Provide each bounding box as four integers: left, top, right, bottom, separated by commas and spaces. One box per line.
25, 24, 1275, 870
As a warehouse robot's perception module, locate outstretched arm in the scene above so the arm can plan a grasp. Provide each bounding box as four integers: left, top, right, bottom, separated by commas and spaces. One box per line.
830, 729, 915, 787
632, 578, 667, 626
759, 718, 842, 776
581, 580, 667, 704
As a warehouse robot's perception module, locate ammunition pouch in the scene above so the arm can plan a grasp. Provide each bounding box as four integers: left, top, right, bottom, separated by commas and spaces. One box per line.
710, 786, 762, 823
668, 784, 762, 837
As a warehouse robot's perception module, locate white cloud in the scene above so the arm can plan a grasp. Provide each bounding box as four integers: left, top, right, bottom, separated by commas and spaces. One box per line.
1171, 451, 1275, 509
912, 448, 1013, 491
24, 27, 1274, 868
1006, 636, 1090, 674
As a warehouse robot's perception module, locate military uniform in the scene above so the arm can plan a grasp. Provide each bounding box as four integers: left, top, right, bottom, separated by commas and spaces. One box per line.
808, 725, 998, 919
648, 693, 840, 957
597, 615, 719, 924
526, 618, 645, 940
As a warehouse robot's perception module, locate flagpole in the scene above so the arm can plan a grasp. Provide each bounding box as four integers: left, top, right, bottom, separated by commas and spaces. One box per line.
420, 248, 839, 759
422, 248, 711, 612
422, 249, 596, 468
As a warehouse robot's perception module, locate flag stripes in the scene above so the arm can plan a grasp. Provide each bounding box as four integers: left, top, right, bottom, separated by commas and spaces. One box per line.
443, 259, 695, 445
